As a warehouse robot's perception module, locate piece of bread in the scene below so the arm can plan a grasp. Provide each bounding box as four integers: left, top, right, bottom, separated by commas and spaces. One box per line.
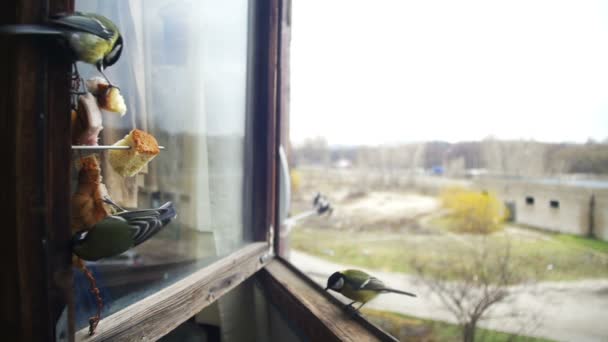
71, 93, 103, 145
71, 155, 112, 232
86, 77, 127, 116
109, 129, 160, 177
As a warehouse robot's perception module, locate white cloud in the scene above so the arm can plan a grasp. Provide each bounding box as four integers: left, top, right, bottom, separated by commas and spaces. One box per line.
290, 0, 608, 145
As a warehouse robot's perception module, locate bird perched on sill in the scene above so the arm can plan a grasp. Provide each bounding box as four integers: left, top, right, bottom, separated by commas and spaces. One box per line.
0, 12, 123, 88
325, 269, 416, 312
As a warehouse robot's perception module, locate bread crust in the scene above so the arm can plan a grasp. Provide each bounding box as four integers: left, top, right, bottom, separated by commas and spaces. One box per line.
71, 155, 112, 231
108, 129, 160, 177
131, 129, 160, 154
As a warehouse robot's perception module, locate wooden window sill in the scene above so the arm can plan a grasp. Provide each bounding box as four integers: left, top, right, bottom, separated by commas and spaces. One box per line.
257, 258, 398, 342
76, 242, 271, 341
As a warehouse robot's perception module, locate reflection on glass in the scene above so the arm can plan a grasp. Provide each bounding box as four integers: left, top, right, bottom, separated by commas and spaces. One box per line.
73, 0, 252, 329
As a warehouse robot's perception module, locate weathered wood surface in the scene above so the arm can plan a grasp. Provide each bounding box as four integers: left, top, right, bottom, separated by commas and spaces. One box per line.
276, 0, 292, 257
0, 0, 74, 340
249, 0, 280, 243
257, 259, 399, 342
75, 242, 271, 341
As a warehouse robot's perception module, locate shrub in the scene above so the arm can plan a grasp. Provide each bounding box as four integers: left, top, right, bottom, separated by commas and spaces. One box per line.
440, 187, 508, 234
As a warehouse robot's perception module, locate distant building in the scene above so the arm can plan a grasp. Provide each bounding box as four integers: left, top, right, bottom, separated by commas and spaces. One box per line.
476, 177, 608, 241
333, 158, 352, 169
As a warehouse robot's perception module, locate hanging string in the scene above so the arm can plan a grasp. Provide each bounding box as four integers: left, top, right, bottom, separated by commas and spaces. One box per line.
75, 258, 103, 336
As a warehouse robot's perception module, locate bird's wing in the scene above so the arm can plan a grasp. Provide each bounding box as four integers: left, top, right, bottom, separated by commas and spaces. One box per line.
341, 269, 377, 289
119, 202, 177, 246
71, 216, 135, 261
49, 12, 114, 39
356, 276, 387, 291
359, 276, 416, 297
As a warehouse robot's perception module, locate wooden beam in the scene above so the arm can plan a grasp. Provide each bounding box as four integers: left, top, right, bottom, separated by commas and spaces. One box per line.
257, 259, 399, 342
46, 1, 76, 341
249, 0, 280, 243
75, 242, 271, 341
0, 0, 74, 340
276, 0, 292, 257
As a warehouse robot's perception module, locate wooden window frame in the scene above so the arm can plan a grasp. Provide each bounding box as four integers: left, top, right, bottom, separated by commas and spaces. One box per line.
75, 243, 272, 341
1, 0, 74, 341
1, 0, 397, 341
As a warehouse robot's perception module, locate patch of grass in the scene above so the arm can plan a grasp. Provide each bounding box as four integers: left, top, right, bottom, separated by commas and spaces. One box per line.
554, 234, 608, 254
363, 309, 554, 342
507, 232, 608, 281
291, 227, 419, 274
290, 225, 608, 282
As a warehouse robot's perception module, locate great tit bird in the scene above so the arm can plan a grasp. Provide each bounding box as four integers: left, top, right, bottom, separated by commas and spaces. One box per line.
313, 192, 333, 216
72, 201, 177, 261
0, 12, 123, 86
325, 269, 416, 312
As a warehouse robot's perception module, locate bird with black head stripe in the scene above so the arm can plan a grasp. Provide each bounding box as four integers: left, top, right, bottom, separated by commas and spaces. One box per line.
1, 12, 123, 87
326, 269, 416, 312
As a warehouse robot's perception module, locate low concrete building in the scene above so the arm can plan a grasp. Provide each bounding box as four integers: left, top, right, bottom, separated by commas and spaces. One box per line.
476, 177, 608, 241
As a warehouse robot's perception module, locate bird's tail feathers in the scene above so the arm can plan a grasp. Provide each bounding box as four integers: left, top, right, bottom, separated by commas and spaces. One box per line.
114, 202, 176, 223
0, 24, 63, 36
382, 288, 416, 297
127, 202, 176, 247
157, 202, 177, 225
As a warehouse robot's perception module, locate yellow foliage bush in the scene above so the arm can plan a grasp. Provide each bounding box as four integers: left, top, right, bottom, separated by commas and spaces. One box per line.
440, 187, 508, 234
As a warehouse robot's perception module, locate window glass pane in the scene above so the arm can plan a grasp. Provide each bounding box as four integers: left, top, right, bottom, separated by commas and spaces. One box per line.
286, 1, 608, 342
72, 0, 252, 329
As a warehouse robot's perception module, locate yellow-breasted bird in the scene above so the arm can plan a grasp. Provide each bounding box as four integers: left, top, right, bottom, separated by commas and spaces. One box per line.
325, 269, 416, 312
72, 200, 177, 261
0, 12, 123, 86
71, 198, 176, 335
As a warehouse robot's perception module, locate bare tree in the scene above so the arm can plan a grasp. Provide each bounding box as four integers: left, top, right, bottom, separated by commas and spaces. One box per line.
412, 237, 538, 342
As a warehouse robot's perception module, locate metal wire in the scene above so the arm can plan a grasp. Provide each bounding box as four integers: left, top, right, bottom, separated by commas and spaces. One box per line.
72, 145, 165, 151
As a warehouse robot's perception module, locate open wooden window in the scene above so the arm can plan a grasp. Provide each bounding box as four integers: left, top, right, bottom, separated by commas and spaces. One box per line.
0, 0, 397, 341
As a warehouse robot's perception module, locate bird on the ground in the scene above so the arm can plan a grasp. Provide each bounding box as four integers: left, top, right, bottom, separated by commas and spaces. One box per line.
325, 269, 416, 312
0, 12, 123, 87
72, 200, 177, 261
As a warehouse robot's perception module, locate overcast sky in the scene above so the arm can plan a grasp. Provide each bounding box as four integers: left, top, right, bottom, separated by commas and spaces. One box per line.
290, 0, 608, 146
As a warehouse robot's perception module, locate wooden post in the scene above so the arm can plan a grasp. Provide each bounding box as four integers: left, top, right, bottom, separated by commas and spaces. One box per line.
249, 0, 280, 243
0, 0, 74, 340
276, 0, 292, 258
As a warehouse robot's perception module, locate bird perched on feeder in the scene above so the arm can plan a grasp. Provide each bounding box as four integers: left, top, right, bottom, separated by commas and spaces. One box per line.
325, 269, 416, 312
70, 155, 177, 334
72, 198, 176, 335
0, 12, 123, 87
72, 199, 177, 261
